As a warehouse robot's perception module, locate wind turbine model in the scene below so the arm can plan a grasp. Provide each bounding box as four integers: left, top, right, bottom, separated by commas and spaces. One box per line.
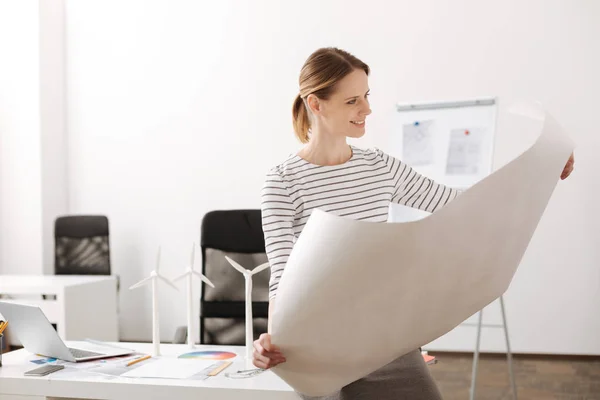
224, 256, 269, 367
174, 243, 215, 348
129, 246, 178, 356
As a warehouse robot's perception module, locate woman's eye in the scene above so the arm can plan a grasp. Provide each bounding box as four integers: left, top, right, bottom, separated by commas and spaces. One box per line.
347, 94, 369, 105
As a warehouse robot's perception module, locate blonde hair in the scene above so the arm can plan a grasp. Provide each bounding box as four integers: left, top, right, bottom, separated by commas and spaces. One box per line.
292, 48, 370, 143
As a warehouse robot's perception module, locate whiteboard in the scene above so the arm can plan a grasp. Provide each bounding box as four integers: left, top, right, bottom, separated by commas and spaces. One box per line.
388, 98, 498, 223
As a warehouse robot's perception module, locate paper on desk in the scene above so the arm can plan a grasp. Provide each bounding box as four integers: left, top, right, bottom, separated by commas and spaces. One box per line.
270, 105, 574, 396
120, 358, 216, 379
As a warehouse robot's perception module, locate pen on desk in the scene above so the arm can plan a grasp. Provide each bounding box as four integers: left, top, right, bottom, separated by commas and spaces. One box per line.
208, 361, 232, 376
126, 355, 151, 367
0, 321, 8, 335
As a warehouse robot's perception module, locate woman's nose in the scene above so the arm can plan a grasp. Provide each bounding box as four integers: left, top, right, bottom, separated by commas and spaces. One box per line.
362, 98, 372, 116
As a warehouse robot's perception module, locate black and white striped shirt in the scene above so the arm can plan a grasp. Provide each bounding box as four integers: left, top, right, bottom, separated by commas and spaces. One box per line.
261, 146, 460, 300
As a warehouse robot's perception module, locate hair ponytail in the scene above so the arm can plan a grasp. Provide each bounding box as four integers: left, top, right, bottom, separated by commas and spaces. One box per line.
292, 94, 310, 143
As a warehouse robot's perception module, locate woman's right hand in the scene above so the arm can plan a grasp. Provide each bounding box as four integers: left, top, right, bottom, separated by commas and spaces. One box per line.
253, 333, 286, 369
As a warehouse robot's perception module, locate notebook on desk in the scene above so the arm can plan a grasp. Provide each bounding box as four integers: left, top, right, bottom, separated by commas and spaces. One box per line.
0, 301, 134, 362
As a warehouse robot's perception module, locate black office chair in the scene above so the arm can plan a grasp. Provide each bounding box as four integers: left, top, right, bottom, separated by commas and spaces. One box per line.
199, 210, 270, 345
54, 215, 111, 275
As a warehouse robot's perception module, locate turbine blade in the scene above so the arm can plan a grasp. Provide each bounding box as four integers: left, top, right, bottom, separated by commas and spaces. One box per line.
224, 256, 246, 274
190, 243, 195, 268
250, 262, 270, 275
193, 271, 215, 288
158, 275, 179, 291
156, 246, 162, 273
129, 276, 153, 290
173, 271, 189, 282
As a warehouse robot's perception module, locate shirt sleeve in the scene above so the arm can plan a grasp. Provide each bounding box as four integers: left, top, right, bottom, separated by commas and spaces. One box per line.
376, 149, 461, 212
260, 168, 295, 300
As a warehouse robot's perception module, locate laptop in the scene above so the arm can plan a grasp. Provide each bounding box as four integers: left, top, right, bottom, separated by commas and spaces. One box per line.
0, 301, 134, 362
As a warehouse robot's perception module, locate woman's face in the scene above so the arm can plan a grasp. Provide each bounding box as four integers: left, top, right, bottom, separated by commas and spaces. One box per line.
309, 69, 372, 139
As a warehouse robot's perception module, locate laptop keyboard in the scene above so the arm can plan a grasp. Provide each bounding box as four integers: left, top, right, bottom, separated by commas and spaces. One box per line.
68, 348, 103, 359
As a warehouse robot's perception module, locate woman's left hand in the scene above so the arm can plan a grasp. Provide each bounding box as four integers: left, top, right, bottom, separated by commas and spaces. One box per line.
561, 153, 575, 180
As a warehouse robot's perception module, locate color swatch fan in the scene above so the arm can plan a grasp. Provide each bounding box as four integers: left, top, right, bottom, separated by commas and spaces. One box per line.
178, 351, 237, 360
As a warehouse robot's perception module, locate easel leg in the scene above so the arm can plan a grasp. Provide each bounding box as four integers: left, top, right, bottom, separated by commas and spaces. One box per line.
470, 309, 483, 400
500, 295, 518, 400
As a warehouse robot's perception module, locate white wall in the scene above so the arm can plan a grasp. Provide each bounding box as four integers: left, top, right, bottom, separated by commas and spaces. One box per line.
39, 0, 69, 276
0, 0, 68, 276
63, 0, 600, 353
0, 1, 44, 275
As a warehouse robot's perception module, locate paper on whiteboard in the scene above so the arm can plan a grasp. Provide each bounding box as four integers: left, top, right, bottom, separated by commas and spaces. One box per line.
402, 120, 435, 166
446, 127, 485, 175
270, 107, 573, 396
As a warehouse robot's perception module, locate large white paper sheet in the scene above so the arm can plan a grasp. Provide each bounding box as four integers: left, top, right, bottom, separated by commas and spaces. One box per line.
270, 108, 574, 396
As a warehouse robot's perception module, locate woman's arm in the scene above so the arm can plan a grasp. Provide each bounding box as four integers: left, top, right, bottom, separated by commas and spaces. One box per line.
253, 168, 292, 369
261, 168, 295, 300
380, 149, 575, 213
376, 149, 460, 212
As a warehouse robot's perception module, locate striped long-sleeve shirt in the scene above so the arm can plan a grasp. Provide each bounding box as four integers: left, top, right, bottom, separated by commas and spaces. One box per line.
261, 146, 460, 300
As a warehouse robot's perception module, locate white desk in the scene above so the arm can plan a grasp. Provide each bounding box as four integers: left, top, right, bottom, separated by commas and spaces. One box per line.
0, 275, 119, 346
0, 342, 297, 400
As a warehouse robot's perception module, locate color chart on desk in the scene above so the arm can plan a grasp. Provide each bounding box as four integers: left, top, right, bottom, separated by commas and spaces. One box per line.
178, 351, 237, 360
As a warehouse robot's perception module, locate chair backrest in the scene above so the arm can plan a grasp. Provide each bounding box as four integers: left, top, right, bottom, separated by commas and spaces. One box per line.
200, 210, 269, 345
54, 215, 111, 275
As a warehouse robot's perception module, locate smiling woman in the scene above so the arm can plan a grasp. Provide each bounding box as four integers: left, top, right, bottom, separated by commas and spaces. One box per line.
254, 47, 575, 400
257, 47, 452, 399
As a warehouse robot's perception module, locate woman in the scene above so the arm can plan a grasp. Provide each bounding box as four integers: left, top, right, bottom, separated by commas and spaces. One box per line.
256, 47, 574, 399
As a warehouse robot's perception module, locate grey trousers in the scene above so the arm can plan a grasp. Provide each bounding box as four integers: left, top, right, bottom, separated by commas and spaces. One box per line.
298, 349, 443, 400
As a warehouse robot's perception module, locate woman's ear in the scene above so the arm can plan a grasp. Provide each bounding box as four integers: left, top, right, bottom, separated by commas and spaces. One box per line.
306, 94, 322, 115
